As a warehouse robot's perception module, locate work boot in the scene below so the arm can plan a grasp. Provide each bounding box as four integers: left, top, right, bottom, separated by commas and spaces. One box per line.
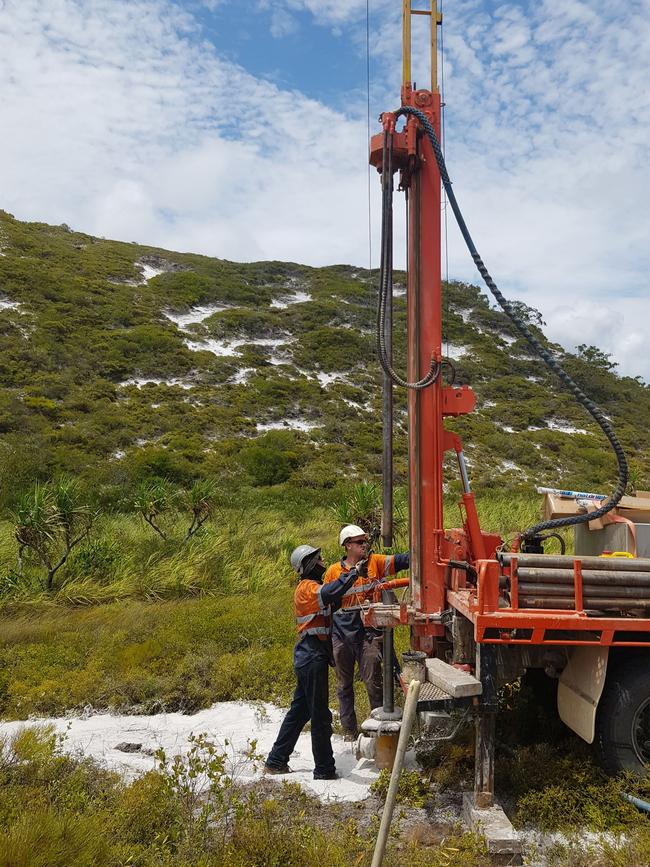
313, 770, 339, 780
342, 729, 358, 743
263, 763, 291, 775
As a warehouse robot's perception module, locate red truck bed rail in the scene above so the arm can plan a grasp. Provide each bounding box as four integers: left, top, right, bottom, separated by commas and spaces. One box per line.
448, 553, 650, 646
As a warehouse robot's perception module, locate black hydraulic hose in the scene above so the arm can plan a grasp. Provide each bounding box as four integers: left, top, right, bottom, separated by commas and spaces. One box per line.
393, 105, 628, 540
377, 131, 440, 389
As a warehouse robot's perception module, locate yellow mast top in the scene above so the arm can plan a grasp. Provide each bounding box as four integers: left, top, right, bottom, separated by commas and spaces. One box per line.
402, 0, 443, 93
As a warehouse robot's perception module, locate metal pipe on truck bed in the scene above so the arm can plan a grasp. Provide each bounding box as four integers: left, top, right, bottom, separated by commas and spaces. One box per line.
517, 583, 650, 599
517, 597, 650, 610
499, 554, 650, 572
515, 568, 650, 586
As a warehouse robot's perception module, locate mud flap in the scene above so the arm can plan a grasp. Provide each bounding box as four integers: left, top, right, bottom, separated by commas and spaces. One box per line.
557, 646, 609, 743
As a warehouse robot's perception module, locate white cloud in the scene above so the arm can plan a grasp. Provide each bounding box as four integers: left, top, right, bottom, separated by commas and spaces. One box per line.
269, 9, 298, 38
282, 0, 368, 25
1, 0, 649, 381
0, 0, 371, 266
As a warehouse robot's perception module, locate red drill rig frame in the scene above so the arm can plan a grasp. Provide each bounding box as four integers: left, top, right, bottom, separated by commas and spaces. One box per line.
362, 1, 650, 805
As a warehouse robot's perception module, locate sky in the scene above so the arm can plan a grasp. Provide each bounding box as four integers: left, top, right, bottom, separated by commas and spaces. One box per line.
1, 0, 649, 379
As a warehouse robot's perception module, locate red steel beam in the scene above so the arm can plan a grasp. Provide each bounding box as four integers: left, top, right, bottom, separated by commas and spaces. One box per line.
404, 87, 446, 632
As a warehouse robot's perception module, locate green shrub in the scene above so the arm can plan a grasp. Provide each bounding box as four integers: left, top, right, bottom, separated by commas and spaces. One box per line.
370, 768, 432, 807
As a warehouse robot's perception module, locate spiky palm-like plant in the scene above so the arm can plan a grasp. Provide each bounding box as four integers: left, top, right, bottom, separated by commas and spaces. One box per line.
330, 481, 408, 549
181, 479, 219, 541
133, 479, 177, 540
12, 479, 95, 591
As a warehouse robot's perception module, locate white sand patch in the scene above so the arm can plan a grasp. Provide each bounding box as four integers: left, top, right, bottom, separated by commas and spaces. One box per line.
499, 333, 517, 345
256, 420, 319, 433
500, 460, 521, 472
502, 425, 515, 433
164, 304, 229, 329
482, 400, 497, 408
112, 450, 125, 460
121, 377, 194, 390
547, 419, 588, 434
444, 344, 468, 360
270, 290, 312, 309
230, 368, 256, 384
293, 368, 347, 387
186, 338, 239, 357
0, 298, 20, 311
449, 305, 471, 323
0, 702, 397, 802
515, 352, 538, 362
342, 398, 364, 411
393, 286, 406, 298
138, 264, 166, 282
186, 337, 291, 358
316, 372, 344, 387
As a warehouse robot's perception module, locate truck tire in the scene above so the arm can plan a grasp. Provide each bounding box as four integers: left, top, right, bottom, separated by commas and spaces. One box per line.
595, 654, 650, 776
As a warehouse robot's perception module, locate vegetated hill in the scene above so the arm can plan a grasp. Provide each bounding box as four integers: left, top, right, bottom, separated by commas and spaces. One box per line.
0, 208, 647, 508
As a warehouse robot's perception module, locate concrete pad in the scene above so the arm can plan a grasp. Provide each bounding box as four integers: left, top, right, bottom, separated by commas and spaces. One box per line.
463, 793, 522, 865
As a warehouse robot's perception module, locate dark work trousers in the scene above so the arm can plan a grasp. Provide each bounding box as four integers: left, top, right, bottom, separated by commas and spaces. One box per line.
266, 657, 335, 778
332, 633, 383, 734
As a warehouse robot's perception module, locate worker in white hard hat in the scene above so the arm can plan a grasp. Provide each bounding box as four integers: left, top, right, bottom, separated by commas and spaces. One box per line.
323, 524, 409, 740
264, 544, 361, 779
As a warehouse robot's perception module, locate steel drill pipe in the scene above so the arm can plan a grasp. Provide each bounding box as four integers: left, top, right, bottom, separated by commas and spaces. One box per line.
517, 597, 650, 610
510, 568, 650, 586
516, 583, 650, 599
499, 554, 650, 572
499, 571, 650, 589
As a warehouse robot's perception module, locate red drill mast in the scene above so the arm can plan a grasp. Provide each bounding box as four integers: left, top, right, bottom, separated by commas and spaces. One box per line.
369, 1, 488, 649
364, 0, 650, 810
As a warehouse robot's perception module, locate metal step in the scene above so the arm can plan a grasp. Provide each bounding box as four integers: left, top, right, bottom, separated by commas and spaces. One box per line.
418, 681, 450, 702
425, 658, 483, 698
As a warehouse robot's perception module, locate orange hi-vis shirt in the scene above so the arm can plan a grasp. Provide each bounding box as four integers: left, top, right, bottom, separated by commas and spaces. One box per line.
294, 578, 330, 641
323, 553, 397, 609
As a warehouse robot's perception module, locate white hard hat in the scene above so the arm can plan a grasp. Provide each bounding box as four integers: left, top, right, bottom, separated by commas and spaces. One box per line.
339, 524, 367, 546
290, 544, 321, 574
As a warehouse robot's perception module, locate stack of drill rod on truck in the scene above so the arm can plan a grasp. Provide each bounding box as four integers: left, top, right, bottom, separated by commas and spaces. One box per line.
498, 554, 650, 613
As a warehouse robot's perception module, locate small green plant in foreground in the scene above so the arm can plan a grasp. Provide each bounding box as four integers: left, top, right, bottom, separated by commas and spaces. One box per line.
0, 727, 490, 867
370, 768, 432, 808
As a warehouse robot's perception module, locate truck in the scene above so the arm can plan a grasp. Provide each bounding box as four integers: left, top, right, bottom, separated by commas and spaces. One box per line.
359, 0, 650, 817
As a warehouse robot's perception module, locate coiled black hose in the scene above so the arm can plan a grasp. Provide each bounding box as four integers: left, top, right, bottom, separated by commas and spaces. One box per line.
388, 105, 628, 540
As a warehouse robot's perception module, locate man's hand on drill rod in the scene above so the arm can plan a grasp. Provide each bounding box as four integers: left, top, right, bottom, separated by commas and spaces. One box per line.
356, 558, 369, 578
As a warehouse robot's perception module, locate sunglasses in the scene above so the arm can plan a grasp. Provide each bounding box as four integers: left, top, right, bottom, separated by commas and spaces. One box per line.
349, 539, 369, 546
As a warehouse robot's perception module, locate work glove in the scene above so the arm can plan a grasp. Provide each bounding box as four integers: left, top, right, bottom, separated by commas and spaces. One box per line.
356, 558, 369, 578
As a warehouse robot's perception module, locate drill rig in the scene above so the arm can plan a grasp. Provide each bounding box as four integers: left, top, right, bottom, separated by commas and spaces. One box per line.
361, 1, 650, 811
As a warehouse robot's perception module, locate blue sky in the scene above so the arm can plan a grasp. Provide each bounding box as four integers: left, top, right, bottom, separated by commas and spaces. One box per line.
1, 0, 649, 378
193, 1, 369, 107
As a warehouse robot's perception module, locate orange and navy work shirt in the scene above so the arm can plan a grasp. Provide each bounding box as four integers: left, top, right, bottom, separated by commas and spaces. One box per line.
323, 552, 409, 643
294, 578, 331, 641
292, 568, 360, 668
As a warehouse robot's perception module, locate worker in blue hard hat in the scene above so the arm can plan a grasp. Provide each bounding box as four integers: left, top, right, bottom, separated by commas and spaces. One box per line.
264, 544, 361, 780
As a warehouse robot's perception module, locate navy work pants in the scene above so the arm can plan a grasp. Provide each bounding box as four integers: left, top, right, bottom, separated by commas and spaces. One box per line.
266, 657, 335, 778
332, 633, 383, 734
